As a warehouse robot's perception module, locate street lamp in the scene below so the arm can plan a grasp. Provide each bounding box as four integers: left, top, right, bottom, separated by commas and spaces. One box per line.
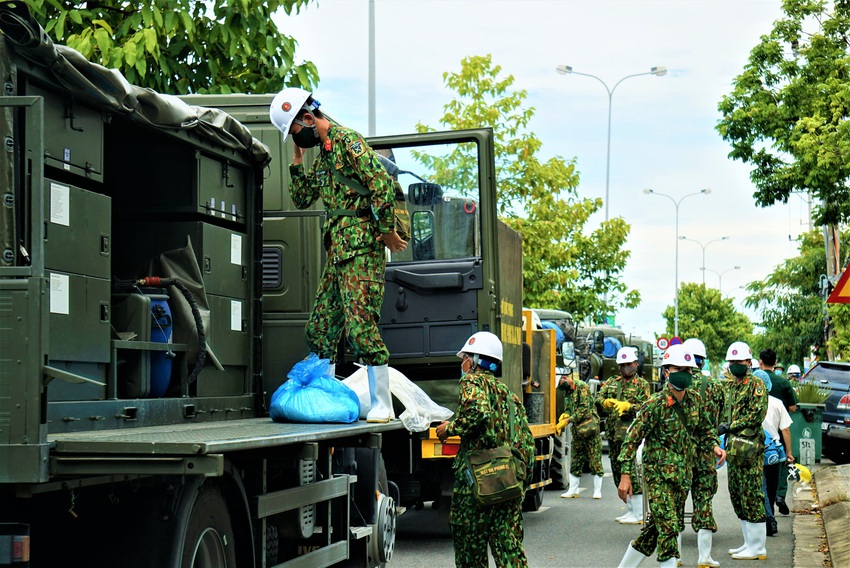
643, 188, 712, 337
679, 236, 730, 284
555, 64, 667, 221
701, 265, 741, 295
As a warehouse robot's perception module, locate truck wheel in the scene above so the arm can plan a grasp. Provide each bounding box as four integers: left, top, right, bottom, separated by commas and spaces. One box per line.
550, 429, 570, 490
180, 482, 238, 568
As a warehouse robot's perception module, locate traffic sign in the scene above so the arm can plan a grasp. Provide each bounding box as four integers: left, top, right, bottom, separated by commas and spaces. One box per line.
656, 337, 669, 350
828, 268, 850, 303
670, 336, 682, 345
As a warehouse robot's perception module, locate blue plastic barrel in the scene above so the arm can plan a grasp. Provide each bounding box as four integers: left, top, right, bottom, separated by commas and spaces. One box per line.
149, 291, 173, 397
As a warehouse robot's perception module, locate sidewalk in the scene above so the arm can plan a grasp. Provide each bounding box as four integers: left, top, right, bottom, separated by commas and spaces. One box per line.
792, 461, 850, 567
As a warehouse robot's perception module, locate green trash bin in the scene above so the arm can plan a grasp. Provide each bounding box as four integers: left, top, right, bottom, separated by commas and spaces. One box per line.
788, 403, 825, 465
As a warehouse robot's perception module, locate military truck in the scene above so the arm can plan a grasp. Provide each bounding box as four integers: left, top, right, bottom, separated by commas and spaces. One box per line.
576, 324, 658, 390
0, 6, 557, 566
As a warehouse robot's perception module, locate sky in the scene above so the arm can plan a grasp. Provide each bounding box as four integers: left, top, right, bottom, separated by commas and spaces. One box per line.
273, 0, 810, 342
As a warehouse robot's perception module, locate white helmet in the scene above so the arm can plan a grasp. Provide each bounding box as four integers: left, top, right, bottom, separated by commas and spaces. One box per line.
456, 331, 503, 362
725, 341, 752, 361
270, 87, 314, 140
616, 346, 638, 364
788, 364, 802, 374
662, 343, 697, 368
682, 338, 707, 359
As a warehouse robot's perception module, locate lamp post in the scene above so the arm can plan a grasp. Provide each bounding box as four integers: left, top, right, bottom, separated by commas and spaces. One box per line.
643, 188, 712, 337
555, 65, 667, 221
679, 236, 730, 284
701, 265, 741, 295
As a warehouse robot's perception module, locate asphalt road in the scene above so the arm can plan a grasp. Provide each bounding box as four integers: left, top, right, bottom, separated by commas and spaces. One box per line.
393, 458, 796, 567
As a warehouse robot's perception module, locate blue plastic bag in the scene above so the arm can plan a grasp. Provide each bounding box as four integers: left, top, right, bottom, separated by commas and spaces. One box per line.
270, 354, 361, 423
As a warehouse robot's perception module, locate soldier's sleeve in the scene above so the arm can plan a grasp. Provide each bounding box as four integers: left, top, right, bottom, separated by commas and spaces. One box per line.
618, 401, 654, 476
446, 375, 489, 438
341, 131, 395, 234
573, 383, 593, 423
288, 163, 321, 209
696, 395, 718, 453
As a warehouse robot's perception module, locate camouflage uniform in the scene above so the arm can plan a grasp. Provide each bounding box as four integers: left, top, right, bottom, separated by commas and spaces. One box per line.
688, 374, 725, 532
289, 125, 395, 365
724, 373, 769, 522
596, 374, 652, 492
619, 390, 717, 562
561, 378, 603, 476
445, 369, 534, 568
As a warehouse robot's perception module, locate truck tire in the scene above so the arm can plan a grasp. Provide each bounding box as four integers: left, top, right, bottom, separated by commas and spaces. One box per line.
550, 428, 570, 490
179, 481, 239, 568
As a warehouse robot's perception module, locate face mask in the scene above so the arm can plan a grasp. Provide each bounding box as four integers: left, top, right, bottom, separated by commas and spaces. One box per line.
292, 125, 321, 148
667, 371, 692, 391
729, 363, 749, 378
620, 364, 636, 377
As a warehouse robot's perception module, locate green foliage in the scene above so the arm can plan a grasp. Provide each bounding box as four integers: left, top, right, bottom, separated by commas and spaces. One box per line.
416, 55, 639, 321
717, 0, 850, 225
25, 0, 319, 94
744, 229, 831, 363
662, 282, 753, 362
827, 303, 850, 359
795, 379, 830, 404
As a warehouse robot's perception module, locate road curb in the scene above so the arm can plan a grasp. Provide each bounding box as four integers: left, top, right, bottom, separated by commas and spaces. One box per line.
810, 464, 850, 567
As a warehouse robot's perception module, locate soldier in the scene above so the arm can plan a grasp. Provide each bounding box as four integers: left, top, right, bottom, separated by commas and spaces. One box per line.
682, 337, 725, 567
597, 346, 652, 523
615, 344, 726, 568
719, 341, 769, 560
269, 88, 407, 422
557, 372, 604, 499
435, 332, 534, 568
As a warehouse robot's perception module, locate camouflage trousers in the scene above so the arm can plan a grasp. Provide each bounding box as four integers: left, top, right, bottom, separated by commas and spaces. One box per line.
689, 453, 718, 532
450, 486, 528, 568
305, 251, 389, 366
570, 432, 604, 477
633, 467, 689, 561
728, 459, 766, 522
609, 440, 642, 495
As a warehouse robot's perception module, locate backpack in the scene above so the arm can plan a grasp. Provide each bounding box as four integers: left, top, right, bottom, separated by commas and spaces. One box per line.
763, 429, 786, 465
330, 169, 411, 242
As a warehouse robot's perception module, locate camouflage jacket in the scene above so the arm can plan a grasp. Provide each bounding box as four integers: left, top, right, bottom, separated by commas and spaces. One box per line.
445, 369, 535, 485
690, 373, 725, 430
289, 125, 394, 263
595, 374, 652, 436
724, 372, 769, 433
561, 378, 597, 425
618, 389, 716, 479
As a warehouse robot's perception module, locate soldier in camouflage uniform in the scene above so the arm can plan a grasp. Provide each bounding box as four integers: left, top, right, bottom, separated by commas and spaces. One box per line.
615, 344, 726, 568
436, 332, 534, 568
270, 88, 406, 422
719, 341, 769, 560
682, 338, 725, 567
596, 346, 652, 523
557, 374, 604, 499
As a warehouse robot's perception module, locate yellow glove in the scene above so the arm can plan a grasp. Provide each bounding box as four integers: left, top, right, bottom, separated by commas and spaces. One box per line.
602, 398, 618, 409
555, 412, 570, 436
614, 400, 632, 416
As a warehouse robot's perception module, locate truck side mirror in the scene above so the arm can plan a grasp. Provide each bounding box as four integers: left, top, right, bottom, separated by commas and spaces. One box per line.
408, 182, 443, 205
593, 330, 604, 354
561, 341, 575, 363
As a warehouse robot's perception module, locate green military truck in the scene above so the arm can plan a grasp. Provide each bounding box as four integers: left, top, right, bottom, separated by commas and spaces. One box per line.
576, 324, 658, 390
0, 6, 557, 567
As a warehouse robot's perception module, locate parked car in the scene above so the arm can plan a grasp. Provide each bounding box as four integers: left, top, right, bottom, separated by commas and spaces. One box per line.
801, 361, 850, 464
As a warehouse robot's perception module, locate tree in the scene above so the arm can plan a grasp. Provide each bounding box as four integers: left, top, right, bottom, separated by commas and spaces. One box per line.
26, 0, 318, 94
717, 0, 850, 225
743, 229, 832, 364
415, 55, 639, 321
662, 282, 753, 363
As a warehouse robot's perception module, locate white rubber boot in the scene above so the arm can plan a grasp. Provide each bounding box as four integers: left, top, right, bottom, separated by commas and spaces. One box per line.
731, 522, 767, 560
697, 528, 720, 567
326, 362, 336, 377
617, 544, 647, 568
676, 533, 683, 566
619, 494, 644, 524
616, 496, 633, 522
658, 558, 677, 568
560, 474, 582, 498
366, 365, 392, 423
728, 520, 748, 555
593, 474, 603, 499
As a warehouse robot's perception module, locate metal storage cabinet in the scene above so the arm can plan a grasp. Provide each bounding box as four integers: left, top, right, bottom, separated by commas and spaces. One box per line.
198, 293, 250, 397
25, 82, 104, 182
47, 271, 110, 362
43, 179, 111, 279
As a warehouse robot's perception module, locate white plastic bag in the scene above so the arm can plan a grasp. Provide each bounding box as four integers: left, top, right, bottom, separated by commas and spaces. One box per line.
342, 365, 453, 431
